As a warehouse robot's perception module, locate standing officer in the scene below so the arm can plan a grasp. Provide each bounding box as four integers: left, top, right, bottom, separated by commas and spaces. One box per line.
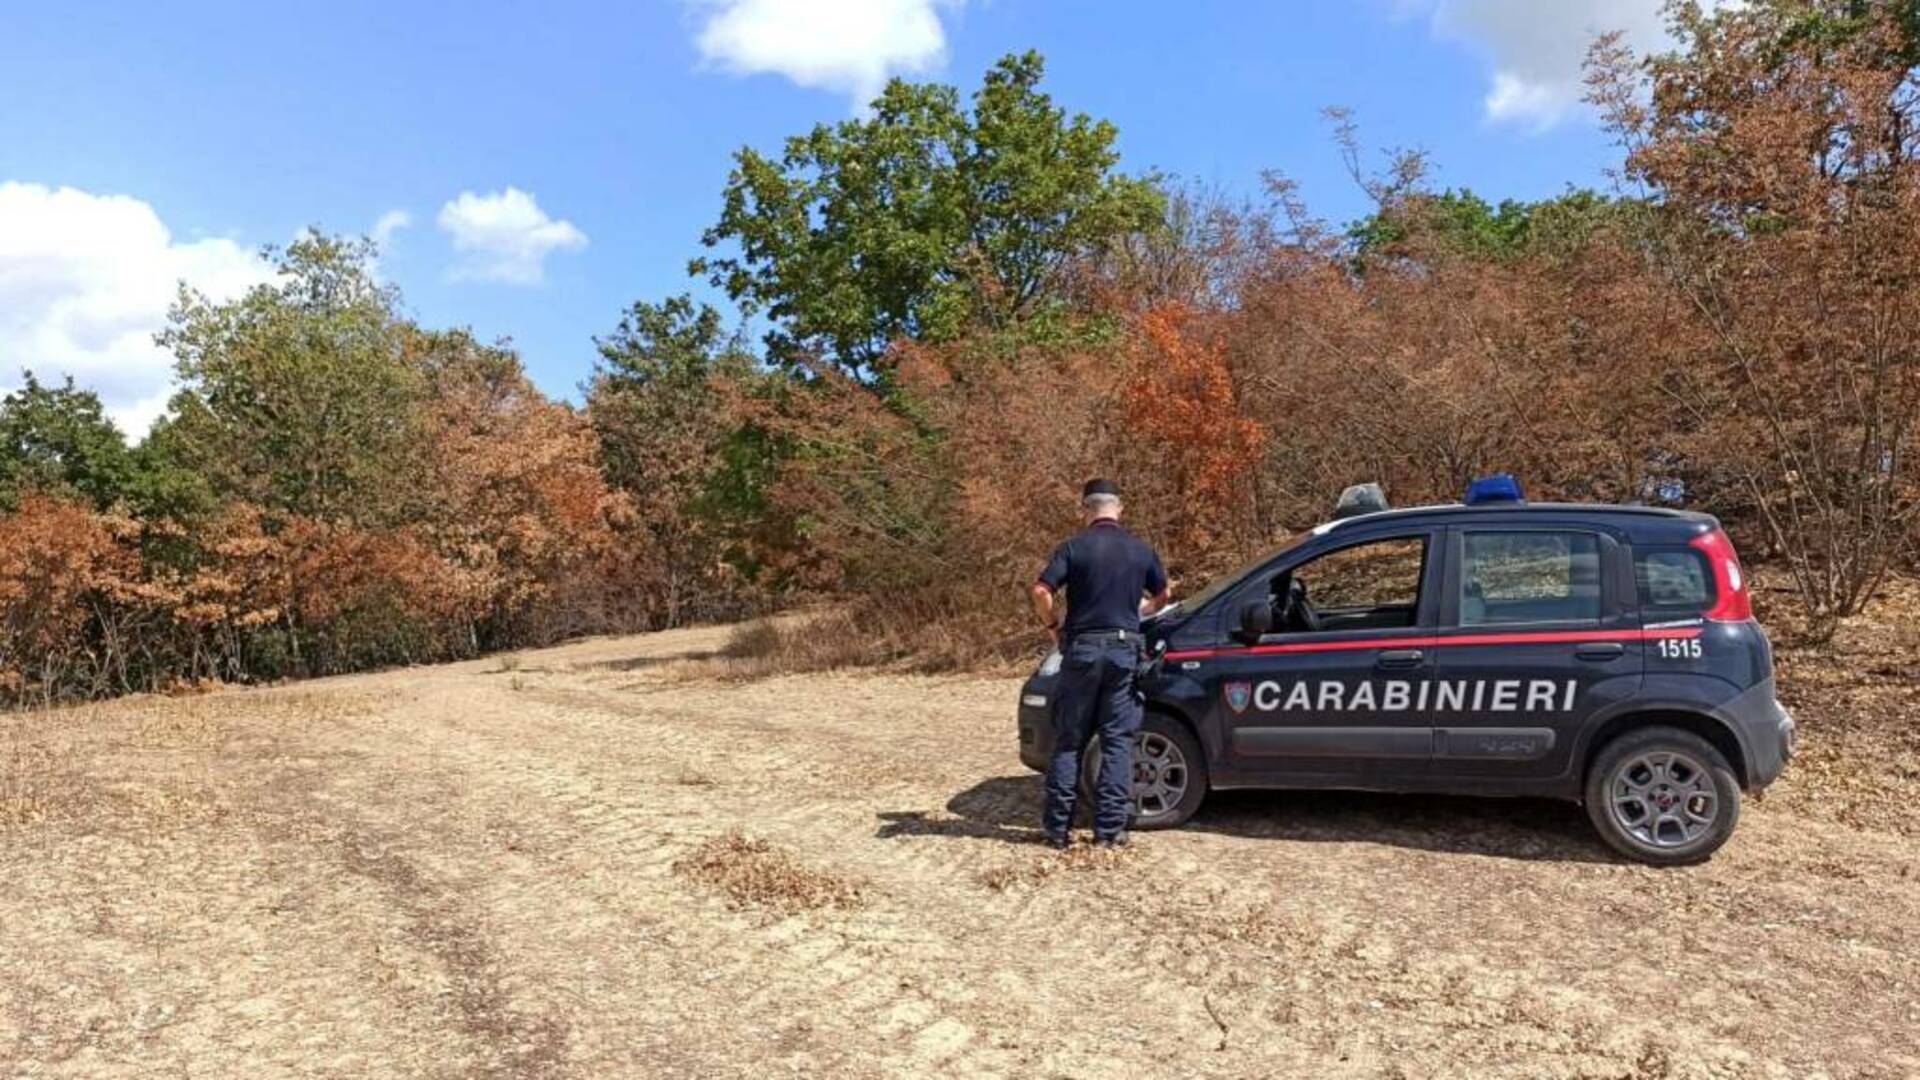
1029, 479, 1171, 849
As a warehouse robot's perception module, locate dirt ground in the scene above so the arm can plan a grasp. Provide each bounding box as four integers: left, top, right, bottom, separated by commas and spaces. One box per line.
2, 624, 1916, 1079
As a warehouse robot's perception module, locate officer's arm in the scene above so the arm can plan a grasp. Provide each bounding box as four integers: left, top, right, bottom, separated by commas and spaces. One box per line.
1033, 542, 1070, 642
1140, 549, 1172, 616
1140, 584, 1172, 616
1030, 583, 1061, 642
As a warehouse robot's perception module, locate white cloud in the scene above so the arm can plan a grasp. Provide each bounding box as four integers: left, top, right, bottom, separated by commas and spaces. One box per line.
690, 0, 958, 108
0, 181, 270, 436
435, 188, 587, 285
1413, 0, 1684, 129
371, 209, 412, 247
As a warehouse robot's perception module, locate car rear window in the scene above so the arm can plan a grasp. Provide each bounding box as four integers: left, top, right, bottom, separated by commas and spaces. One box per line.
1637, 548, 1714, 612
1461, 531, 1602, 626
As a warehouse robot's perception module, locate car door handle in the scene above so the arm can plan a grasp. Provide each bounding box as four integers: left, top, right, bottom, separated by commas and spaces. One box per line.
1376, 649, 1424, 669
1576, 642, 1625, 661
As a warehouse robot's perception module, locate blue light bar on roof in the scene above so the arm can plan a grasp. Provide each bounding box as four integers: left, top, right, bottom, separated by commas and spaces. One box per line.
1464, 473, 1524, 505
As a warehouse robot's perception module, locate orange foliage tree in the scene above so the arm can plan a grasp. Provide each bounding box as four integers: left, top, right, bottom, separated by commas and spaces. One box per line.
1120, 303, 1264, 552
0, 495, 151, 702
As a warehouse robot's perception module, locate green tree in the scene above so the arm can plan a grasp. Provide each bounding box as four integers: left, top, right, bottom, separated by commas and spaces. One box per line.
157, 233, 426, 525
590, 295, 750, 493
588, 295, 776, 622
0, 373, 138, 511
693, 51, 1165, 381
1349, 188, 1636, 264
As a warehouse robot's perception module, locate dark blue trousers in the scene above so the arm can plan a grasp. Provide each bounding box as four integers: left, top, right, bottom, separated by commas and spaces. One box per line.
1043, 636, 1142, 839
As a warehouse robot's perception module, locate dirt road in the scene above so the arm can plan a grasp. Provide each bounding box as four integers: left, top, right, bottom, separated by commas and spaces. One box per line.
2, 625, 1915, 1078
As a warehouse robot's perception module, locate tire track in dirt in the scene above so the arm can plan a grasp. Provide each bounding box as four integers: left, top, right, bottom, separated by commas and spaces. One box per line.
219, 713, 573, 1079
297, 678, 1024, 1076
433, 681, 1028, 1076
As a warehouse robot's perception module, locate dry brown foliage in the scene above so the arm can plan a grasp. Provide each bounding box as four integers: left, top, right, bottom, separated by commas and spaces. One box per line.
673, 831, 866, 913
0, 496, 154, 702
1593, 7, 1920, 632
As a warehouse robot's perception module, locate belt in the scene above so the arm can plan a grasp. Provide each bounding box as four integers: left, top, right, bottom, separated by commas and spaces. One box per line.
1067, 628, 1141, 644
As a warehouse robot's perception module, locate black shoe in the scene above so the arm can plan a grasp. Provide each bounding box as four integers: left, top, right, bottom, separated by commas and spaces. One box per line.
1042, 832, 1071, 850
1094, 832, 1130, 849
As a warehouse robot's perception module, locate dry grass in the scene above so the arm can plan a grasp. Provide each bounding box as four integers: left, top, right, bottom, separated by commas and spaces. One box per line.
978, 843, 1134, 892
0, 740, 57, 828
658, 603, 1040, 684
673, 831, 866, 913
651, 608, 887, 682
1, 617, 1915, 1077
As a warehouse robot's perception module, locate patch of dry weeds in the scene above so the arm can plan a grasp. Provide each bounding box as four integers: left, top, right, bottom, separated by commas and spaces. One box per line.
645, 610, 863, 683
674, 831, 865, 913
978, 842, 1135, 892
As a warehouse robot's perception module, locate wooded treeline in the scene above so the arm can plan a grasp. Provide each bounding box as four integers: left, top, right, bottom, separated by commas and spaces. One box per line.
4, 2, 1918, 701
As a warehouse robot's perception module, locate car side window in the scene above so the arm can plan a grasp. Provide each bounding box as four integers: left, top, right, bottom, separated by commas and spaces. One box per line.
1256, 535, 1428, 634
1461, 531, 1601, 626
1295, 537, 1426, 610
1637, 548, 1713, 612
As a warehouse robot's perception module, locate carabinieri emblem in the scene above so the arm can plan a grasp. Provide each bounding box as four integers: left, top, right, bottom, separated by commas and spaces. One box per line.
1224, 681, 1253, 714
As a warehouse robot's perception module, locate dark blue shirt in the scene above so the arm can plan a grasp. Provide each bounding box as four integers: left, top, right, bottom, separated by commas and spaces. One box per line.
1037, 520, 1168, 636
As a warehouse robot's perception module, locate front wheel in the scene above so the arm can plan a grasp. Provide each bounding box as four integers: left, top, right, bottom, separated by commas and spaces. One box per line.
1584, 726, 1741, 866
1080, 711, 1208, 830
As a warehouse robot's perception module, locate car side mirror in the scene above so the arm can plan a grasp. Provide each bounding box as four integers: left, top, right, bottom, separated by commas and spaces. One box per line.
1235, 599, 1272, 644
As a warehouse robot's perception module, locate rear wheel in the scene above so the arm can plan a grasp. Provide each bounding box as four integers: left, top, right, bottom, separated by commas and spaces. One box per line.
1584, 726, 1740, 866
1079, 711, 1208, 830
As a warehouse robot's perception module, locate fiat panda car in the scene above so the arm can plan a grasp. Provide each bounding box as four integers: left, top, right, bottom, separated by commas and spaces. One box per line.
1016, 486, 1795, 865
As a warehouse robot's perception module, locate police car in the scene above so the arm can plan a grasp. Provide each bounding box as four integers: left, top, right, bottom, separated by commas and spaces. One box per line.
1016, 478, 1796, 865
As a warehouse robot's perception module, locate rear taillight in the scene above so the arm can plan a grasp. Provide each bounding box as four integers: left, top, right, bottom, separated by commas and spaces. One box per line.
1690, 528, 1752, 621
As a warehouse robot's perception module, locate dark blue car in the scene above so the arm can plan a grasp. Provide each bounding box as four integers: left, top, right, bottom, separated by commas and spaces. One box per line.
1017, 496, 1795, 865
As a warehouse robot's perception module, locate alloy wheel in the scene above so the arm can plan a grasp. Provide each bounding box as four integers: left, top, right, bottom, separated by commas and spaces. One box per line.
1607, 749, 1719, 849
1133, 731, 1188, 819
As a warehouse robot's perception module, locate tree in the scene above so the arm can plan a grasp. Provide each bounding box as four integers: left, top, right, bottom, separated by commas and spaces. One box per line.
1120, 304, 1265, 552
692, 51, 1165, 381
0, 373, 138, 511
410, 327, 623, 646
587, 295, 770, 624
1349, 188, 1637, 265
591, 295, 747, 495
0, 493, 147, 703
1589, 0, 1920, 635
157, 233, 426, 525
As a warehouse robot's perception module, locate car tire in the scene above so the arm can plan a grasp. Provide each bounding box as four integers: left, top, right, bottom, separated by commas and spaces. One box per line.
1584, 725, 1741, 866
1079, 711, 1209, 831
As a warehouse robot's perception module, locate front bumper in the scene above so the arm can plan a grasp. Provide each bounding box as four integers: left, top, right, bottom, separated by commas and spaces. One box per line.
1017, 682, 1052, 772
1016, 658, 1060, 772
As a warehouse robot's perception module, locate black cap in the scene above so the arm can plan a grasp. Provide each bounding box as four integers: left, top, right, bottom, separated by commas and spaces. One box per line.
1082, 478, 1120, 498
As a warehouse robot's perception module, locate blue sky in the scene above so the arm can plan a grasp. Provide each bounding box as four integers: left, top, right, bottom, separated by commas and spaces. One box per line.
0, 1, 1671, 434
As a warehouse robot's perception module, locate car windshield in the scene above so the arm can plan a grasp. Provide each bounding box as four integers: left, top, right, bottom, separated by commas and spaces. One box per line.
1170, 531, 1314, 614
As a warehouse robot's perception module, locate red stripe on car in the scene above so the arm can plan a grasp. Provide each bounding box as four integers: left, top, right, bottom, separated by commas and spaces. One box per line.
1162, 626, 1702, 662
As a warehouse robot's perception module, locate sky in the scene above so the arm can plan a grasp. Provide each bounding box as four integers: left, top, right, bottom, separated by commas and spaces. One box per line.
0, 0, 1682, 437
